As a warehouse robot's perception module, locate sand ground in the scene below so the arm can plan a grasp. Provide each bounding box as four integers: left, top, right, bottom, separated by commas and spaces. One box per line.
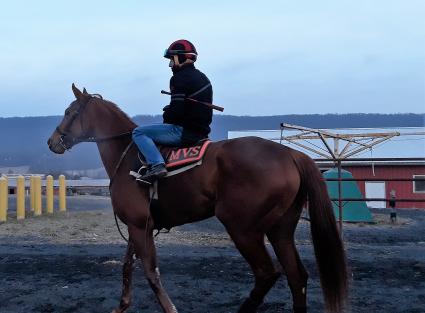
0, 196, 424, 313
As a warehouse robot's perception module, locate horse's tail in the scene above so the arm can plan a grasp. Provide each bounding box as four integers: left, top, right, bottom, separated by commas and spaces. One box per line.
294, 153, 348, 312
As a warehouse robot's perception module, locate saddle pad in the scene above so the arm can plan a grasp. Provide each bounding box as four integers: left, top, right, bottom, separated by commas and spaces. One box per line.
161, 140, 211, 169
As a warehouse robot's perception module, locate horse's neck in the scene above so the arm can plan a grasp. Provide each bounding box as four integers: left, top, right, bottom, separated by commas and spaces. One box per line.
97, 137, 133, 179
92, 102, 136, 178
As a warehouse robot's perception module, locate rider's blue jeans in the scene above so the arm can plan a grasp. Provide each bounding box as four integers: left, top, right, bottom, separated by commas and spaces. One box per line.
132, 123, 183, 166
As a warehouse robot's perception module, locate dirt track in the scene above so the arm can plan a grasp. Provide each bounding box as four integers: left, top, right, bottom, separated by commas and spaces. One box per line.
1, 197, 425, 313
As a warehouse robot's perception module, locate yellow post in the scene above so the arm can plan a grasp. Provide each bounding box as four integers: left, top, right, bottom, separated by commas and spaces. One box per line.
59, 175, 66, 212
46, 175, 54, 214
17, 175, 25, 220
4, 175, 8, 215
30, 176, 35, 211
0, 177, 7, 222
4, 175, 8, 210
34, 176, 42, 216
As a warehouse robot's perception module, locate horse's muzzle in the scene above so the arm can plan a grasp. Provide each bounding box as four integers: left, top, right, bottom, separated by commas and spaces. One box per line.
47, 134, 66, 154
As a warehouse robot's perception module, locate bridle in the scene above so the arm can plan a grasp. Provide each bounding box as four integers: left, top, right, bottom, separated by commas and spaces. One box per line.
53, 93, 134, 187
53, 94, 132, 151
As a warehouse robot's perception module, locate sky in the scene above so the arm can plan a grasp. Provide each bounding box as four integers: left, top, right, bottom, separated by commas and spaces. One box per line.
0, 0, 424, 117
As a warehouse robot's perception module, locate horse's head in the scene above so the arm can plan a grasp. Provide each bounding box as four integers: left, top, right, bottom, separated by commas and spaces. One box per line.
47, 84, 94, 154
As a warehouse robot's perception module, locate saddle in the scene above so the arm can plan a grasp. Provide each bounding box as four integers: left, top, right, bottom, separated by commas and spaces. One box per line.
161, 139, 211, 169
134, 139, 211, 178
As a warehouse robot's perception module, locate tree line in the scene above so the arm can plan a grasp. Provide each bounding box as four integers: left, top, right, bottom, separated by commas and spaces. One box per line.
0, 113, 423, 172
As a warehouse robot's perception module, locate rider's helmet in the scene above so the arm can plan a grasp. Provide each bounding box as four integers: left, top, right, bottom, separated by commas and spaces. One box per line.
164, 39, 198, 64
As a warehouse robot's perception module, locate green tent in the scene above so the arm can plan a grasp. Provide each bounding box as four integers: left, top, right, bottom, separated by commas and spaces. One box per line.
323, 168, 373, 222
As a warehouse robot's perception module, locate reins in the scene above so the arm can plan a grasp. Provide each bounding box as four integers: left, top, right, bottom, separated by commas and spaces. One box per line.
113, 182, 157, 244
83, 131, 134, 143
108, 140, 134, 243
114, 212, 129, 243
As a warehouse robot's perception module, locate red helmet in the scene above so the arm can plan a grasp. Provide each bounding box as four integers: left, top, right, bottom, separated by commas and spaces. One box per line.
164, 39, 198, 62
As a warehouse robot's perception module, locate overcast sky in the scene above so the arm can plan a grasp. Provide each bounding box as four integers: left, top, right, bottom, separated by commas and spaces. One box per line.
0, 0, 424, 117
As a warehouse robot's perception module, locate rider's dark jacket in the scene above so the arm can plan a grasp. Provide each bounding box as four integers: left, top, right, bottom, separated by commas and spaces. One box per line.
163, 63, 213, 144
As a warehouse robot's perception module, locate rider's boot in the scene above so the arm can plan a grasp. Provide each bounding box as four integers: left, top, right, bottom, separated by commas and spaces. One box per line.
136, 163, 167, 184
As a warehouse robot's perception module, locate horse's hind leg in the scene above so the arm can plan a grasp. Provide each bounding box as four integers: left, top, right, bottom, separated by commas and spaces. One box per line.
112, 242, 136, 313
267, 206, 308, 313
225, 230, 281, 313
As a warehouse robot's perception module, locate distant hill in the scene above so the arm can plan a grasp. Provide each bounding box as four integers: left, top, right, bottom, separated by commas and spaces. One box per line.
0, 113, 423, 174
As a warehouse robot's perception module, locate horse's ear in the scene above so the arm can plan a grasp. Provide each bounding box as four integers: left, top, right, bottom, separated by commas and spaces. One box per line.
83, 88, 88, 94
72, 83, 84, 100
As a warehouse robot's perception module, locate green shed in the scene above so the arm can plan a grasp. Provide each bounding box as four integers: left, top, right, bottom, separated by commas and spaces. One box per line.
323, 168, 373, 222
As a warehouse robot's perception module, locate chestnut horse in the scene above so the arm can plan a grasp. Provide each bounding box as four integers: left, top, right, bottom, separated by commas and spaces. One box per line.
47, 84, 348, 313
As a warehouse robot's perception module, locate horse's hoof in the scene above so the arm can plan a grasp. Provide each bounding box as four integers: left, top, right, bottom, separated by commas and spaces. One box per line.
238, 297, 262, 313
293, 306, 307, 313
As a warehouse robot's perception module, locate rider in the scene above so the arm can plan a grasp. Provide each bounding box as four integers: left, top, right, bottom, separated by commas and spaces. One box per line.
132, 39, 213, 182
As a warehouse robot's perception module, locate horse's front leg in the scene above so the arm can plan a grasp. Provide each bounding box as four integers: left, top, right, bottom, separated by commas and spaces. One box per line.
112, 241, 136, 313
128, 222, 178, 313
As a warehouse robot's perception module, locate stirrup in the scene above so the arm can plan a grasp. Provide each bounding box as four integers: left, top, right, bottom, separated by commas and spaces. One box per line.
129, 171, 152, 185
129, 164, 152, 185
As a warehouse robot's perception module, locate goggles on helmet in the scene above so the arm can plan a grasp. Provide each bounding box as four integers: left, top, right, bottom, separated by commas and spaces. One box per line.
164, 49, 197, 59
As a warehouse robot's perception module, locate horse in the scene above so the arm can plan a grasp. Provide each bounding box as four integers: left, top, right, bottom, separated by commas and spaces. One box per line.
47, 84, 348, 313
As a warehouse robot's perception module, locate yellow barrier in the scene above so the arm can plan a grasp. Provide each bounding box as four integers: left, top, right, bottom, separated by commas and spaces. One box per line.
30, 176, 35, 211
1, 174, 67, 221
46, 175, 54, 214
0, 177, 7, 222
34, 176, 42, 216
17, 176, 25, 220
59, 175, 66, 212
3, 176, 8, 221
3, 175, 8, 188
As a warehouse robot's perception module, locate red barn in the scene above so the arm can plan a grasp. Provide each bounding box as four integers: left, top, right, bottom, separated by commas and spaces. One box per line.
343, 163, 425, 209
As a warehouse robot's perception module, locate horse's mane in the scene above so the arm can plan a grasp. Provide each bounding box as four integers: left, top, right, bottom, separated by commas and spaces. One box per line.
90, 94, 137, 128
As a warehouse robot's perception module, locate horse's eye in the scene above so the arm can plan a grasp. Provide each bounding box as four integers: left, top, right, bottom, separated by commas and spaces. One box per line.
65, 109, 70, 116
